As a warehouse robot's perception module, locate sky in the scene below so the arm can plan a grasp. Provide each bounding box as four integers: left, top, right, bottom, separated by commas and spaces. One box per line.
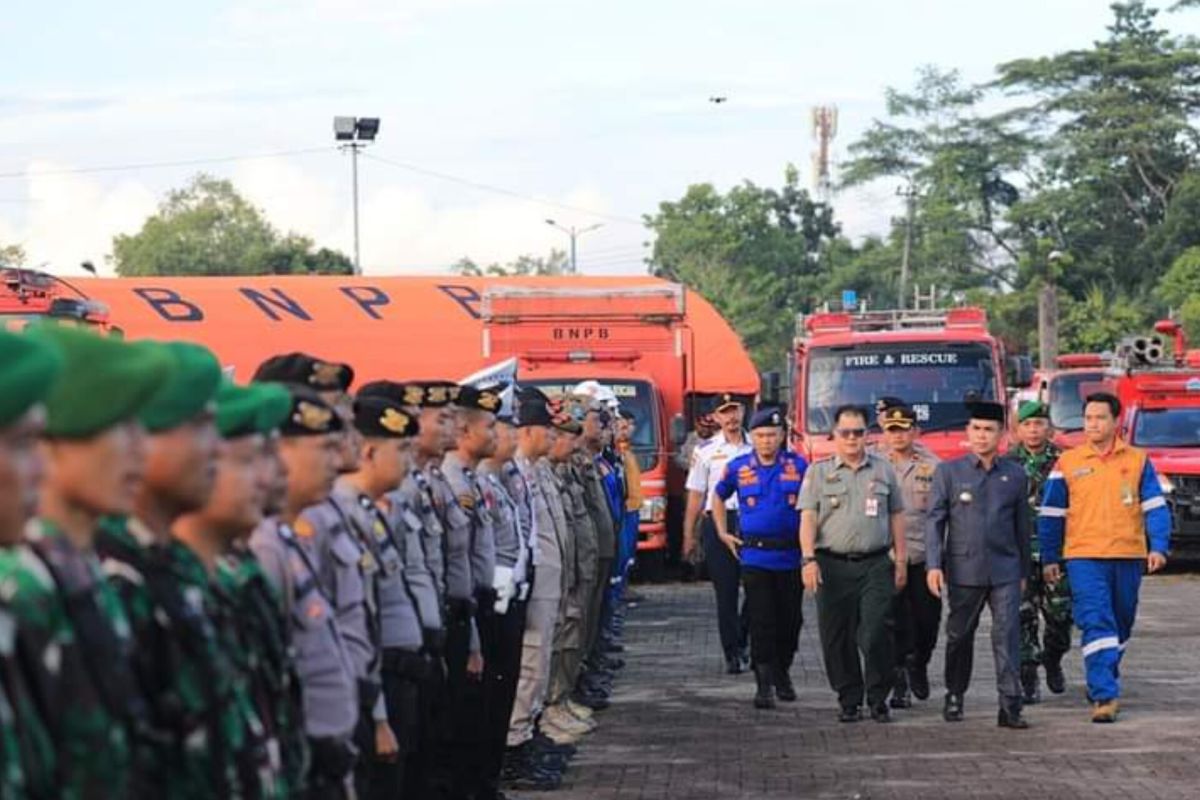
3, 0, 1199, 277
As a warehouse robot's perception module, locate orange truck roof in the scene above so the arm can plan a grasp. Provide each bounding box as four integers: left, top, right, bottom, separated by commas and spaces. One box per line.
73, 275, 759, 393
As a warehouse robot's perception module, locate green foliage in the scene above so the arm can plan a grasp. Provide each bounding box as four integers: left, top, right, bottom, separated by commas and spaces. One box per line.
0, 243, 26, 268
450, 249, 568, 276
1058, 285, 1154, 353
644, 166, 840, 369
111, 174, 352, 276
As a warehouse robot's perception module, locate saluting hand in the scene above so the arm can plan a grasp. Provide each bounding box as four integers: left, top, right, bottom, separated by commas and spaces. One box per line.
801, 561, 822, 594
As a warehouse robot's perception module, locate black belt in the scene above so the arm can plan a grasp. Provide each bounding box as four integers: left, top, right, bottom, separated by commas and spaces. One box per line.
704, 508, 739, 518
816, 547, 889, 562
743, 537, 799, 551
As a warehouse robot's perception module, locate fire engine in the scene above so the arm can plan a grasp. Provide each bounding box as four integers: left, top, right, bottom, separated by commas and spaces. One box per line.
1036, 353, 1116, 449
789, 306, 1013, 462
0, 269, 115, 332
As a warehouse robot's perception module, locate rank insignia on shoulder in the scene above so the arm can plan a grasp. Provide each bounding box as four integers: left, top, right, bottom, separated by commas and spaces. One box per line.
294, 518, 316, 538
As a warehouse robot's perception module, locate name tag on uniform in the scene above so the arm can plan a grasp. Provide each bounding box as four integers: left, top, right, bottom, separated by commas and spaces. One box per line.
865, 497, 880, 518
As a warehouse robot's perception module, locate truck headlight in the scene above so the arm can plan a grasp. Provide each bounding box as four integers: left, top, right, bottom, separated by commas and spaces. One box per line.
639, 496, 666, 523
1159, 474, 1176, 495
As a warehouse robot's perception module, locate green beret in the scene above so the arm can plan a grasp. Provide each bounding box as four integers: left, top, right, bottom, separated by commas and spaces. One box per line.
216, 381, 293, 439
139, 342, 223, 433
1017, 400, 1049, 423
26, 324, 172, 439
0, 329, 64, 428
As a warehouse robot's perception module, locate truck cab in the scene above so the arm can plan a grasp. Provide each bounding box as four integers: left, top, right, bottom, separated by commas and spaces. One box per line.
1042, 355, 1116, 450
0, 269, 116, 333
790, 306, 1007, 462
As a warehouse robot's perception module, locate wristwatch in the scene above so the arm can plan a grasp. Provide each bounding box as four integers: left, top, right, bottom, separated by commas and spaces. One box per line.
802, 555, 817, 566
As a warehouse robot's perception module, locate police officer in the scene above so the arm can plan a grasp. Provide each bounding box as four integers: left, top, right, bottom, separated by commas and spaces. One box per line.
799, 404, 907, 723
684, 393, 751, 674
174, 378, 311, 797
247, 381, 359, 797
1005, 399, 1071, 703
0, 328, 62, 798
504, 387, 571, 791
19, 324, 171, 795
711, 408, 807, 709
97, 341, 275, 797
872, 398, 942, 707
1039, 392, 1171, 724
926, 401, 1031, 728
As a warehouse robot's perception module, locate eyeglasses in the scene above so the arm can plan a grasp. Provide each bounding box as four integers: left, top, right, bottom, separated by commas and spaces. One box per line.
835, 428, 866, 439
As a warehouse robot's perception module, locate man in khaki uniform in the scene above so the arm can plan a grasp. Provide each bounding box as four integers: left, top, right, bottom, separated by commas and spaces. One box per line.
873, 398, 941, 707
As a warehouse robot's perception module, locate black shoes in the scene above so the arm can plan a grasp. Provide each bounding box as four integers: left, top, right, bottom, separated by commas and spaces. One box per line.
773, 665, 797, 703
998, 705, 1029, 729
1020, 664, 1042, 705
889, 667, 912, 709
753, 665, 776, 709
725, 652, 743, 675
838, 705, 862, 723
908, 660, 930, 701
943, 693, 964, 722
1044, 659, 1066, 695
869, 702, 892, 723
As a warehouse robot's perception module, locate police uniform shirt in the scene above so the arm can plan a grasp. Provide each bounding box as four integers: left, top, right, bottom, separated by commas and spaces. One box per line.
714, 450, 809, 570
478, 460, 530, 593
926, 454, 1030, 587
393, 470, 446, 603
442, 451, 497, 598
874, 442, 940, 564
685, 432, 752, 512
798, 453, 904, 555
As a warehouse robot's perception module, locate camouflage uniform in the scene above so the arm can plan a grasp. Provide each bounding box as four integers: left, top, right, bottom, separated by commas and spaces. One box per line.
0, 547, 56, 800
218, 543, 310, 799
97, 517, 246, 798
21, 520, 140, 799
1006, 442, 1073, 669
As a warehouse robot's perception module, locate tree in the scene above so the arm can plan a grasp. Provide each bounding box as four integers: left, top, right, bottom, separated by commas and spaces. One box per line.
450, 249, 569, 277
111, 174, 353, 276
644, 166, 840, 369
0, 243, 26, 268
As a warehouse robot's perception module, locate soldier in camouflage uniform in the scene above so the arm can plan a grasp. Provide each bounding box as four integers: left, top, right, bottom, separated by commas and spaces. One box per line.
1005, 400, 1073, 703
97, 342, 274, 798
18, 324, 172, 797
0, 329, 62, 799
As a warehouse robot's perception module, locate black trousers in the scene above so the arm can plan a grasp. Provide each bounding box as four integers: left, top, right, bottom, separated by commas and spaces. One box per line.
353, 678, 405, 800
701, 513, 750, 657
944, 581, 1022, 706
478, 596, 528, 799
815, 551, 895, 709
894, 561, 943, 669
428, 613, 479, 799
742, 566, 803, 669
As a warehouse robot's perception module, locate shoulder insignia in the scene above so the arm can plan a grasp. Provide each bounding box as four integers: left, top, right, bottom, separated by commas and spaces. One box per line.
293, 518, 316, 539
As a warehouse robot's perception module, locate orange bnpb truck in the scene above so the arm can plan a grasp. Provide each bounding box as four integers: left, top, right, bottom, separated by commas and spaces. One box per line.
7, 271, 758, 577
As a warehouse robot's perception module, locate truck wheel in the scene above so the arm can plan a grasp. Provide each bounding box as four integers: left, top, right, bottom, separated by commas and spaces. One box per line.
631, 550, 667, 584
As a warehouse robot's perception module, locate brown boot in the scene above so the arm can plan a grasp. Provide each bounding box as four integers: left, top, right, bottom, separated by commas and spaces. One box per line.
1091, 699, 1119, 723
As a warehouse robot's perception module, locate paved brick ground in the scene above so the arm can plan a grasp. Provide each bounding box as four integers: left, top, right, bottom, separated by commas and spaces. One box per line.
550, 574, 1200, 800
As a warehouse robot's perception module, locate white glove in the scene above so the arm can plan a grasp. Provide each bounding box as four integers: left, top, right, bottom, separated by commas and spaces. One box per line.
492, 565, 516, 614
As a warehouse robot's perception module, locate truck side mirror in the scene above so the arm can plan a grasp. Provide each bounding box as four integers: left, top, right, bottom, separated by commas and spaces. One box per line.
1006, 355, 1033, 388
670, 414, 688, 448
760, 371, 781, 405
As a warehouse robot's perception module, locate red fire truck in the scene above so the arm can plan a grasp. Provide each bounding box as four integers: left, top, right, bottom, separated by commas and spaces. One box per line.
0, 269, 115, 332
1039, 353, 1116, 449
789, 307, 1012, 462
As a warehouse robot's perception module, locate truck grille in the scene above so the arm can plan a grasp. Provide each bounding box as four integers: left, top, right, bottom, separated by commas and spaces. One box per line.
1165, 474, 1200, 550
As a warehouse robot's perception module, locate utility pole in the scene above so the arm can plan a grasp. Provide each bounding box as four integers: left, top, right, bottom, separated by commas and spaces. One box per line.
333, 116, 380, 276
897, 182, 918, 310
544, 220, 603, 273
1039, 250, 1064, 370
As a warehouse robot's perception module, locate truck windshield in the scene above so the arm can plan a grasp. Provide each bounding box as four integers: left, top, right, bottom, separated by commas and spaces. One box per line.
521, 378, 660, 472
1048, 371, 1112, 432
805, 342, 997, 434
1132, 407, 1200, 448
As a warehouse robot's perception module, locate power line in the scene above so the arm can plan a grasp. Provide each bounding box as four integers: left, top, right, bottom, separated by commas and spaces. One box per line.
362, 151, 643, 226
0, 146, 333, 180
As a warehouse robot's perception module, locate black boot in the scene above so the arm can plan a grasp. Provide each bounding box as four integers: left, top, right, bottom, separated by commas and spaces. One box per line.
998, 702, 1029, 729
773, 663, 797, 702
943, 693, 964, 722
1044, 658, 1066, 695
725, 650, 743, 675
889, 666, 912, 709
1020, 664, 1042, 705
908, 657, 930, 701
754, 665, 776, 709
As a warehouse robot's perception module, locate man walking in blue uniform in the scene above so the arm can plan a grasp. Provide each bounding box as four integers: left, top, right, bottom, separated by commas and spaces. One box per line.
711, 408, 808, 709
926, 401, 1031, 729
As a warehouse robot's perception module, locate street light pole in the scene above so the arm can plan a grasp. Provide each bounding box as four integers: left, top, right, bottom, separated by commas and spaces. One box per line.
334, 116, 380, 276
544, 219, 604, 274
